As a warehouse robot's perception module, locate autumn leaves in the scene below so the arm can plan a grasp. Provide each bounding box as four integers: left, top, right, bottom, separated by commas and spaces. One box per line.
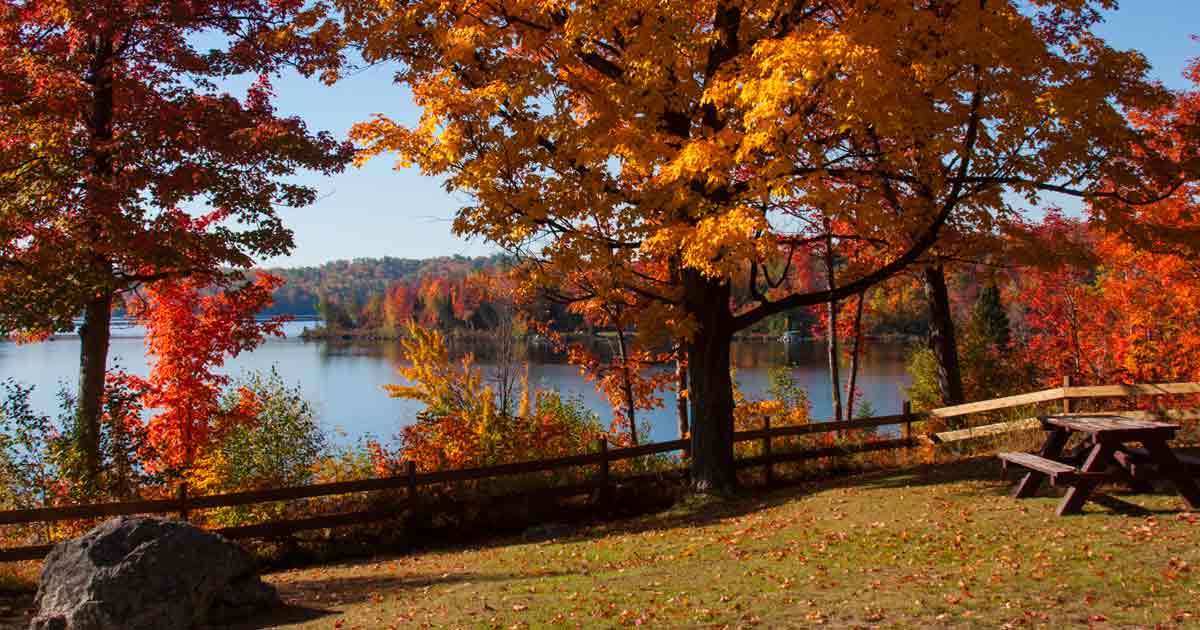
339, 1, 1197, 490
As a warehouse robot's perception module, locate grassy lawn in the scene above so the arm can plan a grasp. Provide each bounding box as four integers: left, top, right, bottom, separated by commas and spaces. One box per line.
226, 457, 1199, 629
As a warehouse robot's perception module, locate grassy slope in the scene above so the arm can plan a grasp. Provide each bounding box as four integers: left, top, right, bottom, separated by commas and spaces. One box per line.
238, 458, 1198, 629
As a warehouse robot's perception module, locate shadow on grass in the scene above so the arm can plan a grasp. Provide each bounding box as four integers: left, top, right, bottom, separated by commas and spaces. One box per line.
231, 569, 578, 629
221, 603, 334, 630
815, 456, 1011, 495
573, 457, 1012, 540
279, 568, 576, 602
1086, 493, 1163, 516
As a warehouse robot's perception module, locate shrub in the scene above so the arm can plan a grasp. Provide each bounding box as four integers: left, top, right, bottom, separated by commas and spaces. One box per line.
388, 324, 609, 476
191, 369, 328, 525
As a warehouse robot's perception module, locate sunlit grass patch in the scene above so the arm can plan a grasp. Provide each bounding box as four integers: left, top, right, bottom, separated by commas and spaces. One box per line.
235, 457, 1199, 629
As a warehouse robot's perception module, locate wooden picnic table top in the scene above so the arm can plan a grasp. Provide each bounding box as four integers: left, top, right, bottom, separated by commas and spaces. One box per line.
1040, 414, 1179, 437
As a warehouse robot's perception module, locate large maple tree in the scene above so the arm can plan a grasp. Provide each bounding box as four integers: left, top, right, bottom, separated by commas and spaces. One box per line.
346, 0, 1188, 492
0, 0, 352, 483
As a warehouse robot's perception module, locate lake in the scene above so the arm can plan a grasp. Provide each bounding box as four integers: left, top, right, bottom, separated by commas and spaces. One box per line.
0, 321, 914, 445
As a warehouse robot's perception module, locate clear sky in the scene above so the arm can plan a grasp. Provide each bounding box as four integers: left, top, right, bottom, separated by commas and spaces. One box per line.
257, 2, 1200, 268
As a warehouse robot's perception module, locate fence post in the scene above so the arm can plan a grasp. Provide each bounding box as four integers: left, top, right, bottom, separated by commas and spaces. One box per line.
1062, 375, 1072, 414
597, 437, 610, 510
406, 460, 417, 502
762, 415, 773, 486
176, 482, 189, 523
404, 460, 425, 533
902, 400, 912, 443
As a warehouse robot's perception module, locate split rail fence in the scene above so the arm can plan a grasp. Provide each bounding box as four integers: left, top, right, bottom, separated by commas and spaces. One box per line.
0, 378, 1196, 562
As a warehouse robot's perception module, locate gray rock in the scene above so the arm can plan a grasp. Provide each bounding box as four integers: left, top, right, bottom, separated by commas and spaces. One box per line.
30, 516, 279, 630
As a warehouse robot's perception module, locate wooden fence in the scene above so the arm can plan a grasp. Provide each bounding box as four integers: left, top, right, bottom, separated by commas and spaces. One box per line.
1, 378, 1196, 562
0, 410, 920, 562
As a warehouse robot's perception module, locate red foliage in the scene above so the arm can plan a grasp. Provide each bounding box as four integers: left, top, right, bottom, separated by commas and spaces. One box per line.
125, 274, 287, 472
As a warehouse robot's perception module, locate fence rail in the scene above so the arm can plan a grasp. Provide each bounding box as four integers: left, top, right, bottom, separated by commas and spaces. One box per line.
2, 378, 1197, 562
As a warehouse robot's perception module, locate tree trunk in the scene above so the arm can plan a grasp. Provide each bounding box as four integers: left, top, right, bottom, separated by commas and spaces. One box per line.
845, 293, 865, 420
675, 343, 689, 439
924, 264, 965, 408
614, 326, 638, 445
824, 227, 843, 422
76, 292, 113, 484
75, 34, 117, 488
682, 269, 736, 494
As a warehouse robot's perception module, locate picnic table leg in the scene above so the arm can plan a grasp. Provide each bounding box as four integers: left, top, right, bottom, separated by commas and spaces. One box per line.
1141, 439, 1200, 509
1057, 442, 1116, 516
1014, 427, 1071, 499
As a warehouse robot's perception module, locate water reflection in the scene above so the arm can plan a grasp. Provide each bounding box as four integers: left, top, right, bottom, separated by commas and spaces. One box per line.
0, 331, 914, 446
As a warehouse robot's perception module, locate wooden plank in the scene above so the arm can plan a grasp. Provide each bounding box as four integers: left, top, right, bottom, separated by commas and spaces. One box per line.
0, 498, 183, 526
998, 452, 1077, 475
930, 388, 1065, 419
1042, 415, 1179, 435
215, 505, 411, 540
932, 418, 1042, 443
1041, 408, 1200, 422
737, 438, 913, 467
0, 543, 53, 562
185, 477, 409, 511
935, 409, 1200, 445
1063, 382, 1200, 399
417, 450, 606, 484
609, 438, 689, 459
735, 413, 917, 442
1013, 427, 1070, 499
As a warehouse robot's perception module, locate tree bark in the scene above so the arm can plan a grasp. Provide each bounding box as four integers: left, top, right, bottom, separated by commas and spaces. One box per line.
844, 293, 865, 420
824, 227, 843, 422
613, 326, 638, 445
924, 264, 965, 408
682, 269, 736, 495
675, 343, 689, 439
76, 292, 113, 484
75, 33, 117, 488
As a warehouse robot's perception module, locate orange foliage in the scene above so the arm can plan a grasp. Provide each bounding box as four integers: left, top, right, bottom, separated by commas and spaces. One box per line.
125, 275, 286, 473
1012, 67, 1200, 387
386, 324, 606, 473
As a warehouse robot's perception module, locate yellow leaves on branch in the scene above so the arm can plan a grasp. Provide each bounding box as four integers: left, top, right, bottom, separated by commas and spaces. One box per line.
645, 205, 771, 279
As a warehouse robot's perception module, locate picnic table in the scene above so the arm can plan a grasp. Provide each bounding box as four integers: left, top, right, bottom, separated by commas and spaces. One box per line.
998, 414, 1200, 516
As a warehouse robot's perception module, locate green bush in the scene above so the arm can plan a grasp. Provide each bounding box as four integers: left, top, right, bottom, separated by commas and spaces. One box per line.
197, 369, 327, 494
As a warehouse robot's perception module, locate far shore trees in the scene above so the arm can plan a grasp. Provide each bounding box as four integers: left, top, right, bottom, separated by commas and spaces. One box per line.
0, 0, 352, 487
345, 1, 1192, 493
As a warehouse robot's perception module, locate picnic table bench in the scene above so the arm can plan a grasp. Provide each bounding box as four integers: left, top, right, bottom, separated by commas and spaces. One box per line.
998, 414, 1200, 516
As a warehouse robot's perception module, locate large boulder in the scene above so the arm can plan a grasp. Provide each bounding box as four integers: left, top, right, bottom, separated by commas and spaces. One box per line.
31, 516, 279, 630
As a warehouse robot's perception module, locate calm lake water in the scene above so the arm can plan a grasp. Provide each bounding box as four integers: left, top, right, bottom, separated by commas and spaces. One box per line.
0, 321, 914, 445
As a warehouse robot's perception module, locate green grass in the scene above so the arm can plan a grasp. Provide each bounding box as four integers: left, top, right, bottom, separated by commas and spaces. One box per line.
230, 457, 1199, 629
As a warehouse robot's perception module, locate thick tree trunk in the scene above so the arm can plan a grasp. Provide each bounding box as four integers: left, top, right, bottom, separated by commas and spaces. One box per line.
845, 293, 865, 420
682, 269, 736, 494
613, 327, 638, 445
824, 227, 843, 422
675, 344, 689, 439
924, 264, 965, 407
76, 292, 113, 484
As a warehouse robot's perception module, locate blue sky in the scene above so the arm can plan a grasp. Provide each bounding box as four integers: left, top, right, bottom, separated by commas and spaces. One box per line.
257, 3, 1200, 268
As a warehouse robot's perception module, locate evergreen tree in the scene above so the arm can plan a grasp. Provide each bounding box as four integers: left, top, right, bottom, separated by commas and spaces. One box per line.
971, 284, 1011, 352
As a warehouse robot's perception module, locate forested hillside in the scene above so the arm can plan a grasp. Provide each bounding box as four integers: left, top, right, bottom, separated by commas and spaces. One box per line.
259, 255, 508, 317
